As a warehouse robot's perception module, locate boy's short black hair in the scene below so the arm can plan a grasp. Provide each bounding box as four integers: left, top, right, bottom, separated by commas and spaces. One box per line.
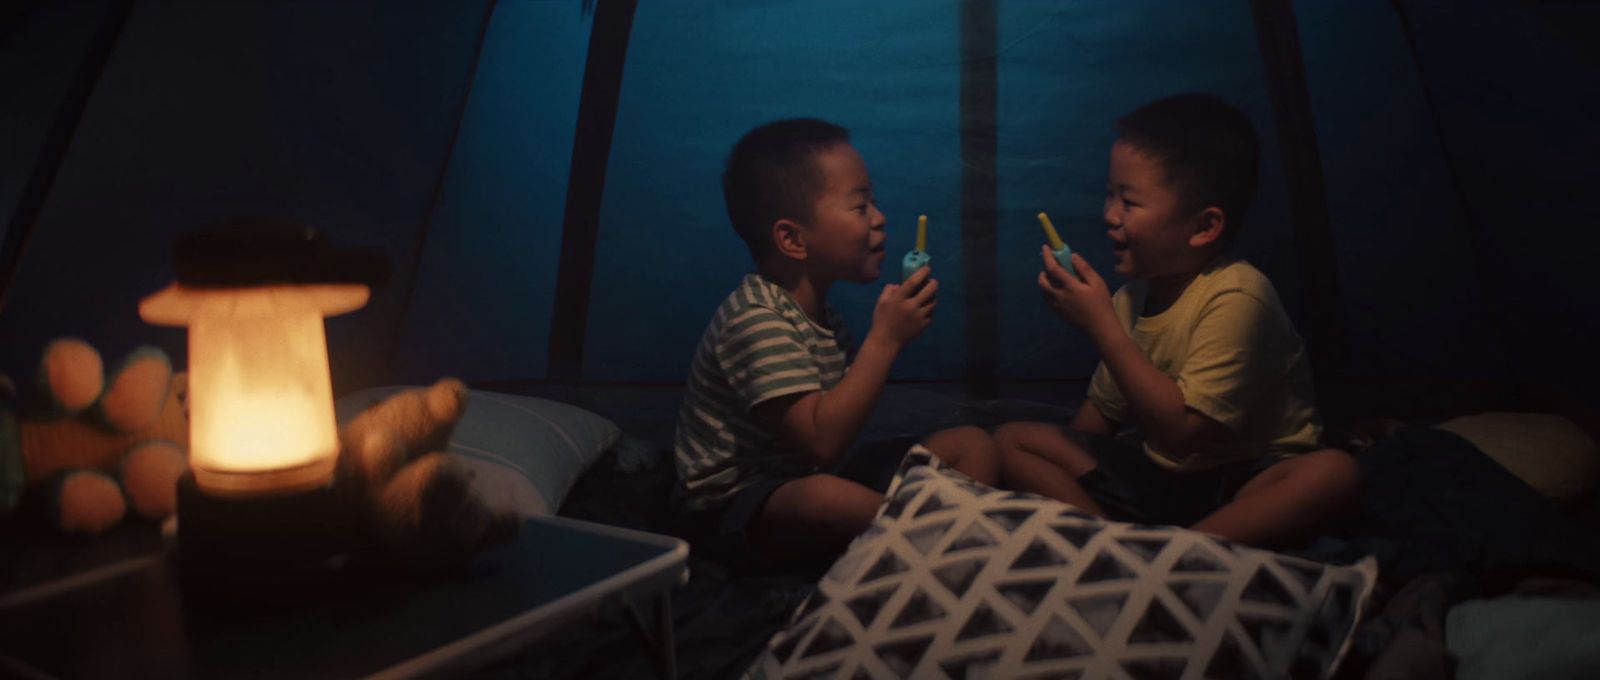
723, 118, 851, 262
1115, 93, 1259, 239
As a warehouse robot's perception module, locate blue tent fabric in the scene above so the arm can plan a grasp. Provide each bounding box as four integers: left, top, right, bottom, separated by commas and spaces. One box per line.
583, 0, 971, 382
0, 0, 128, 288
0, 1, 490, 393
393, 1, 592, 384
3, 0, 1597, 403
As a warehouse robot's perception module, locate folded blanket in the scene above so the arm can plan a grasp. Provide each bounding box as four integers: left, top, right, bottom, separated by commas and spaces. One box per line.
1292, 426, 1600, 585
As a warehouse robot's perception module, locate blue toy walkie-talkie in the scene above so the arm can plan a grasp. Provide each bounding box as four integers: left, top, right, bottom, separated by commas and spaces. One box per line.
902, 214, 931, 282
1037, 211, 1077, 278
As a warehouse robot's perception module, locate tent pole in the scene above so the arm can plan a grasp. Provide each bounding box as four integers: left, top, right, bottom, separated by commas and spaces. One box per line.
1249, 0, 1350, 424
547, 0, 639, 383
0, 0, 135, 313
960, 0, 1000, 400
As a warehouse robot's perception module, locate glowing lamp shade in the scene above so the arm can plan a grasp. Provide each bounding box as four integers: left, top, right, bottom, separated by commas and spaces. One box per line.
141, 283, 369, 496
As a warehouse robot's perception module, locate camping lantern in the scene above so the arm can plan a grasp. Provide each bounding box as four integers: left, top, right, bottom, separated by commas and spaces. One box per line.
140, 282, 366, 495
139, 221, 387, 600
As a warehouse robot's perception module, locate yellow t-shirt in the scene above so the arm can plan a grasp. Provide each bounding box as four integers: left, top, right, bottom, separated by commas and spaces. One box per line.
1088, 258, 1322, 471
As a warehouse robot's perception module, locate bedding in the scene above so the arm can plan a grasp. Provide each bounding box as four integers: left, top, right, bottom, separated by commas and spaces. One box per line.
1432, 411, 1600, 505
456, 384, 1600, 680
335, 387, 622, 516
1290, 426, 1600, 585
1446, 595, 1600, 679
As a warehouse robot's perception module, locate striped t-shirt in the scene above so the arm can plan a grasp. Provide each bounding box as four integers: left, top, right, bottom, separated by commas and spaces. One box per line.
674, 273, 850, 514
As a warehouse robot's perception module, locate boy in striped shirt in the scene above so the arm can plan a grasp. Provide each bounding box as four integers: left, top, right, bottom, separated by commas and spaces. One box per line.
674, 119, 999, 562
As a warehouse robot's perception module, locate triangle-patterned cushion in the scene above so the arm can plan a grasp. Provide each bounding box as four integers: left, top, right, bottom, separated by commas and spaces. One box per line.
746, 445, 1377, 680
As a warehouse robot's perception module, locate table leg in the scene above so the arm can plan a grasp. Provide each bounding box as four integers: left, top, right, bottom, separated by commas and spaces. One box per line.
653, 590, 676, 680
624, 592, 676, 680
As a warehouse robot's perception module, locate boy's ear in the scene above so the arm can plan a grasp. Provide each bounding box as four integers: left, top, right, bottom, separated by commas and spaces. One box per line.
772, 218, 808, 261
1189, 207, 1227, 248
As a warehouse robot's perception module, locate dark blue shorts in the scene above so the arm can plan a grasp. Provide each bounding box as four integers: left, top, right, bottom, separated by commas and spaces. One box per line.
715, 435, 921, 551
1078, 433, 1283, 527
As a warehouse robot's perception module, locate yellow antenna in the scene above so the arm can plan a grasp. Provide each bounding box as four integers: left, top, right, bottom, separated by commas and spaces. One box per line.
1037, 212, 1065, 251
916, 214, 928, 252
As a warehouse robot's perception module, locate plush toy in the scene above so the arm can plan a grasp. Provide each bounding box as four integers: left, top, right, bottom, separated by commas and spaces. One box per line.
2, 337, 514, 570
0, 338, 190, 536
337, 378, 519, 571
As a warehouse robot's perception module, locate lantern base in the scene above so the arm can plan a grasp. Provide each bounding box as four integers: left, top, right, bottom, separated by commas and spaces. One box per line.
175, 471, 355, 608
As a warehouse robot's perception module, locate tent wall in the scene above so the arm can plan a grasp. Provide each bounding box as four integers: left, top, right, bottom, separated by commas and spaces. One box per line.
392, 1, 592, 384
0, 0, 121, 286
1294, 0, 1505, 384
1389, 1, 1600, 404
404, 0, 1311, 385
0, 1, 489, 393
583, 1, 969, 382
2, 1, 1596, 406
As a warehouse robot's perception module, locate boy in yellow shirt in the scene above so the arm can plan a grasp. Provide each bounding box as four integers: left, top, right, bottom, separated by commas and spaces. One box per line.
997, 94, 1359, 546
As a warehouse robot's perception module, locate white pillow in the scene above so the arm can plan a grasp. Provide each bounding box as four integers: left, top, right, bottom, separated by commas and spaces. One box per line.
746, 446, 1377, 680
336, 387, 621, 516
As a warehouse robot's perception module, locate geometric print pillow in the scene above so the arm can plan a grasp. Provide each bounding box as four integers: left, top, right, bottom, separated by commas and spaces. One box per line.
745, 446, 1377, 680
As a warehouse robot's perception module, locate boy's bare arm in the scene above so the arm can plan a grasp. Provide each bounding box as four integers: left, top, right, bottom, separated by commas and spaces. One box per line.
1040, 250, 1227, 455
1091, 325, 1229, 454
753, 334, 896, 466
754, 268, 938, 466
1068, 399, 1116, 436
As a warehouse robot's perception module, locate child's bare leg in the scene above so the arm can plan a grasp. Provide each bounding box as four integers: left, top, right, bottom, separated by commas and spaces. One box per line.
750, 474, 884, 560
1190, 449, 1360, 546
994, 422, 1106, 516
921, 425, 1000, 486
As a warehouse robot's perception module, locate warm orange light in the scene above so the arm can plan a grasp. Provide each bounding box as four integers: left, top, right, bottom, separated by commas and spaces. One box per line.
140, 283, 368, 496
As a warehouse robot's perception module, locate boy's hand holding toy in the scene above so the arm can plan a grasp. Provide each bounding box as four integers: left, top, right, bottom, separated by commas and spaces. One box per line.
867, 213, 938, 350
1038, 243, 1113, 332
1034, 211, 1113, 332
874, 265, 938, 349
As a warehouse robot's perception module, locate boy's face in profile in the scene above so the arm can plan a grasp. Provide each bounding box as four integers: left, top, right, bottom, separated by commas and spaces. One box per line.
1103, 141, 1201, 281
798, 143, 888, 283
